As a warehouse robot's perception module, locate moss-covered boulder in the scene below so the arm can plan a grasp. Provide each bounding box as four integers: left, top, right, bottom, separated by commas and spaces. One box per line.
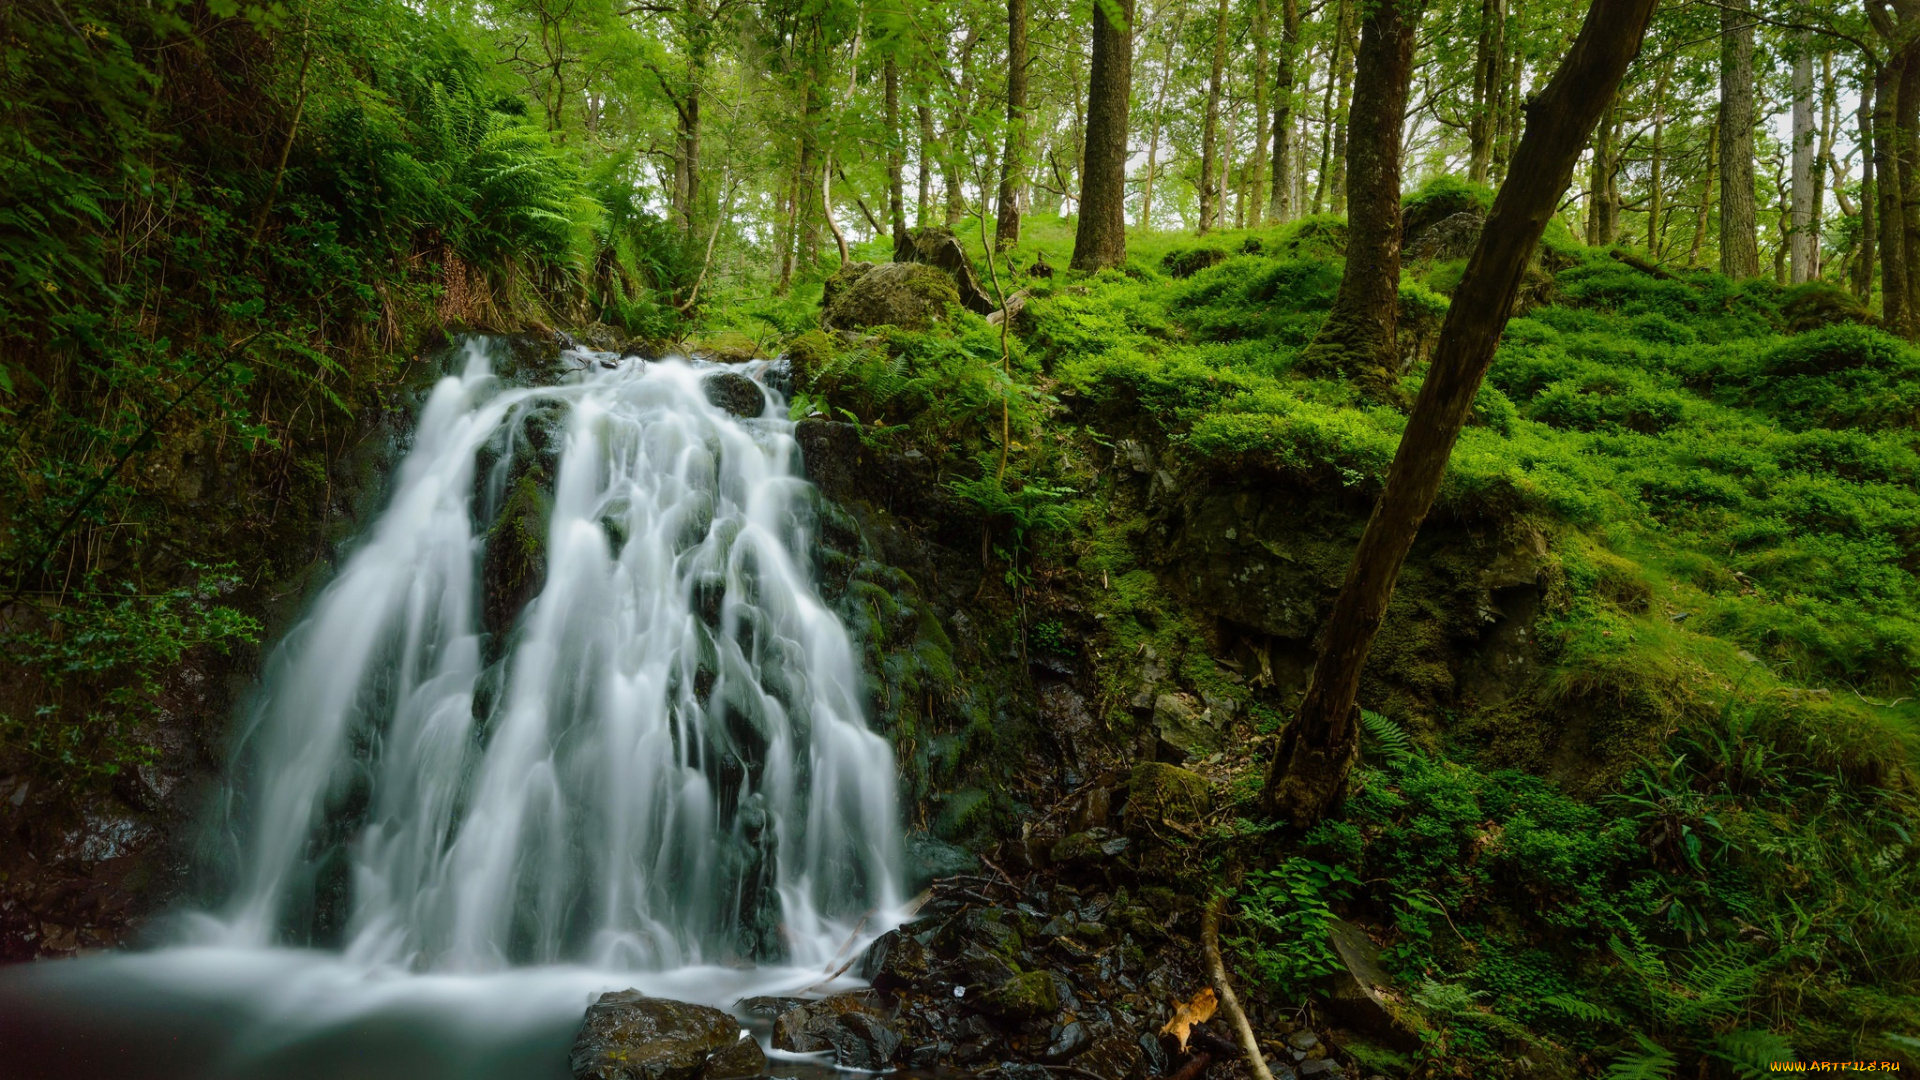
823, 261, 960, 331
1123, 762, 1211, 832
822, 260, 874, 312
782, 329, 840, 392
980, 970, 1060, 1021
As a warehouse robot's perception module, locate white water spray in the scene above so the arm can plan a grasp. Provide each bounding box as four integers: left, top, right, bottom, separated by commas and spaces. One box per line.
220, 336, 901, 972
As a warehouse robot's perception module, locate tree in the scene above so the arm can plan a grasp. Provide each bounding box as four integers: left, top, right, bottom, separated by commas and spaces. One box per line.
996, 0, 1030, 250
1719, 0, 1761, 279
1292, 0, 1426, 401
1467, 0, 1506, 185
1267, 0, 1299, 222
1198, 0, 1230, 234
1071, 0, 1135, 271
1262, 0, 1663, 828
1791, 33, 1817, 283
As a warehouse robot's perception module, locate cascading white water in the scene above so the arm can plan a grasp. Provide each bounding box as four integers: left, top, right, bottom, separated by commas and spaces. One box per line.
217, 336, 901, 972
0, 338, 909, 1080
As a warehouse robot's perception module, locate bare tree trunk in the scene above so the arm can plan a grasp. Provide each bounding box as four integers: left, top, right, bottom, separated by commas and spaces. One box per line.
1587, 97, 1616, 245
1293, 0, 1425, 400
996, 0, 1030, 250
1199, 0, 1230, 234
1719, 0, 1761, 278
1313, 27, 1341, 214
1071, 0, 1135, 270
1329, 1, 1358, 215
887, 54, 908, 254
1690, 112, 1718, 266
1262, 0, 1661, 829
1467, 0, 1505, 184
1856, 80, 1878, 301
1647, 59, 1669, 256
1813, 52, 1836, 278
917, 102, 937, 228
1141, 3, 1186, 230
1269, 0, 1300, 221
1791, 35, 1816, 283
1251, 0, 1271, 227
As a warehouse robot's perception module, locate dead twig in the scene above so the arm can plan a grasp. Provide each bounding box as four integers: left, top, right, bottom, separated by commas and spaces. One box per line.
1202, 889, 1276, 1080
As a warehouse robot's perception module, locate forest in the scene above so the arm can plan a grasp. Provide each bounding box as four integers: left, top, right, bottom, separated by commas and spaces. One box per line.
2, 0, 1919, 1076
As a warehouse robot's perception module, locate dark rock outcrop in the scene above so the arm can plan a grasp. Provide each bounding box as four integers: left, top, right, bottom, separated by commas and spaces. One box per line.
702, 371, 765, 417
771, 992, 902, 1070
1404, 210, 1485, 263
568, 990, 749, 1080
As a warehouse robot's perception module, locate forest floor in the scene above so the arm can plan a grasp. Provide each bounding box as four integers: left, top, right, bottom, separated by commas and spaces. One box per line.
695, 190, 1920, 1075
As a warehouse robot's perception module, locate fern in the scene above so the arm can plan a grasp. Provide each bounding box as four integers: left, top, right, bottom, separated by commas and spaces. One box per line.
1542, 992, 1622, 1027
1706, 1029, 1797, 1078
1606, 1035, 1677, 1080
1360, 709, 1415, 767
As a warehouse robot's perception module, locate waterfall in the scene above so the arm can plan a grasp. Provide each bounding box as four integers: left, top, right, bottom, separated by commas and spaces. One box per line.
217, 335, 902, 972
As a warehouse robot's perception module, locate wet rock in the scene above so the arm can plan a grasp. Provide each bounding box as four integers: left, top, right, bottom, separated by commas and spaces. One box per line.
794, 419, 863, 500
1151, 692, 1222, 761
702, 372, 764, 417
857, 927, 933, 990
1083, 1034, 1146, 1080
772, 992, 902, 1070
568, 990, 741, 1080
736, 995, 807, 1022
700, 1034, 766, 1080
1288, 1029, 1321, 1052
822, 261, 961, 331
1050, 829, 1129, 868
1043, 1020, 1093, 1062
908, 833, 979, 885
687, 331, 761, 364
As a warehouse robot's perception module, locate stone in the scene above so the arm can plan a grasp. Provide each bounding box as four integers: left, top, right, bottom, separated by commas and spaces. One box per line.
1288, 1029, 1321, 1052
894, 226, 997, 314
1082, 1034, 1146, 1080
856, 927, 932, 991
772, 992, 902, 1070
1404, 210, 1485, 263
1043, 1020, 1093, 1062
979, 970, 1059, 1021
1325, 919, 1426, 1052
1162, 247, 1229, 278
1151, 692, 1222, 760
1299, 1059, 1342, 1078
700, 1034, 766, 1080
793, 419, 863, 501
821, 260, 874, 312
568, 990, 741, 1080
702, 372, 764, 417
1123, 762, 1210, 834
687, 331, 761, 364
822, 261, 962, 331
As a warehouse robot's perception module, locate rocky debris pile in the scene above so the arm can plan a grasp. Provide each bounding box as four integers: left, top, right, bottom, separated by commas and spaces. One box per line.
569, 991, 765, 1080
731, 872, 1367, 1080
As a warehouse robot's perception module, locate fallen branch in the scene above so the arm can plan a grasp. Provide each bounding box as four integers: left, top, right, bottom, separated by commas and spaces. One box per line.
1202, 889, 1275, 1080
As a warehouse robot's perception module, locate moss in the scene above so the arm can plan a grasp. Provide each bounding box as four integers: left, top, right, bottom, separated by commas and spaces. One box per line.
981, 970, 1059, 1020
1125, 762, 1211, 830
822, 262, 960, 332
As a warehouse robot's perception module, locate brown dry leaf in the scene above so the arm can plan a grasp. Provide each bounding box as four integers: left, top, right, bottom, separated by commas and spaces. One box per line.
1156, 987, 1218, 1053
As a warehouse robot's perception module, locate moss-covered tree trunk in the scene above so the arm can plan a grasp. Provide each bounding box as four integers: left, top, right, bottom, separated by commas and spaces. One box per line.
1198, 0, 1229, 234
1071, 0, 1134, 271
1293, 0, 1425, 400
1263, 0, 1662, 829
1718, 0, 1761, 279
887, 53, 907, 253
1268, 0, 1299, 222
1467, 0, 1504, 185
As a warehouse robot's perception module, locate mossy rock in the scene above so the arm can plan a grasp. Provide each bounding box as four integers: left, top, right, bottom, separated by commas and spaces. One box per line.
822, 262, 959, 332
782, 329, 840, 392
1779, 281, 1876, 334
1162, 247, 1229, 279
822, 261, 875, 312
687, 330, 762, 363
979, 970, 1060, 1021
1124, 762, 1211, 832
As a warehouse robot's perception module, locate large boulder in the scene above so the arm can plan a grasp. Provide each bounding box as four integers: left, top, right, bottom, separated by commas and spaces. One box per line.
894, 227, 998, 314
822, 261, 962, 331
568, 990, 754, 1080
1405, 210, 1485, 263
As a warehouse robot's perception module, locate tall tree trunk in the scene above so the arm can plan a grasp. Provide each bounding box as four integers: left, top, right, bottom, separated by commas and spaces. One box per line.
917, 102, 937, 228
1313, 26, 1342, 215
1072, 0, 1135, 270
1328, 2, 1358, 215
1587, 97, 1616, 245
1719, 0, 1761, 278
1141, 4, 1185, 230
1293, 0, 1425, 399
996, 0, 1030, 250
887, 54, 908, 254
943, 28, 981, 227
1856, 79, 1878, 302
1813, 52, 1836, 279
1791, 35, 1817, 283
1262, 0, 1661, 828
1647, 59, 1669, 256
1690, 113, 1718, 266
1467, 0, 1506, 184
1269, 0, 1300, 221
1251, 0, 1271, 227
1199, 0, 1230, 234
1494, 29, 1523, 180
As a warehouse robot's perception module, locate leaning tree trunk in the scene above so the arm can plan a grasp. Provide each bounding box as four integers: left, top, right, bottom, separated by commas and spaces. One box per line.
1292, 0, 1425, 400
1719, 0, 1762, 278
1262, 0, 1662, 828
1269, 0, 1300, 221
996, 0, 1030, 250
1198, 0, 1230, 233
1071, 0, 1135, 270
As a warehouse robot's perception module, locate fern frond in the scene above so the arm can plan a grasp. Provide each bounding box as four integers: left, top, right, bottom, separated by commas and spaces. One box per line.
1360, 709, 1415, 767
1542, 992, 1621, 1027
1605, 1034, 1677, 1080
1706, 1029, 1797, 1079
